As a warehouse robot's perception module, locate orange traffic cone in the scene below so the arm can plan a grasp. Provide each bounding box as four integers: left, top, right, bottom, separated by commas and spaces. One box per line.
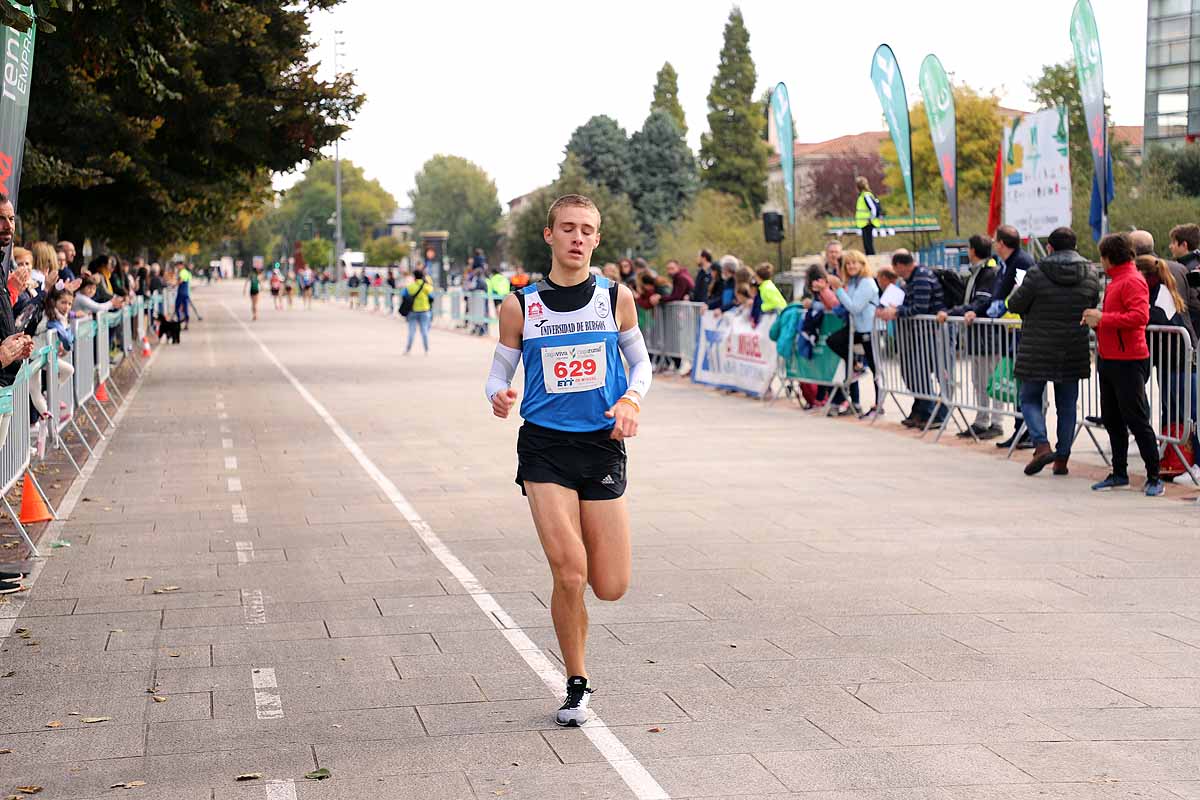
19, 473, 52, 524
141, 336, 151, 357
96, 381, 110, 403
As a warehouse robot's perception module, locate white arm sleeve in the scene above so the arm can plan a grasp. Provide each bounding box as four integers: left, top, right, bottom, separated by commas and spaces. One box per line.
618, 327, 652, 399
485, 343, 521, 402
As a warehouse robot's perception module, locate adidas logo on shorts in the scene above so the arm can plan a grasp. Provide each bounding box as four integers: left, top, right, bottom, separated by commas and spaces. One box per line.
600, 474, 615, 485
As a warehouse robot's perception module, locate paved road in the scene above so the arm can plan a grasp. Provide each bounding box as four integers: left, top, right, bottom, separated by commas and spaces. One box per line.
2, 282, 1199, 799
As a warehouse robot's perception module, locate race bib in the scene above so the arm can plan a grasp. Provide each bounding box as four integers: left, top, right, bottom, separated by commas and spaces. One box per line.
541, 342, 607, 394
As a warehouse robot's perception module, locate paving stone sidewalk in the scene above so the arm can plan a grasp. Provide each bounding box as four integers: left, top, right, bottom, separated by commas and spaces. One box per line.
1, 282, 1199, 799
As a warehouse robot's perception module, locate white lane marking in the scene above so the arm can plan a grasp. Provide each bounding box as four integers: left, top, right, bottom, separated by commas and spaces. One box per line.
1, 346, 162, 636
242, 589, 266, 625
252, 667, 283, 720
222, 438, 233, 449
227, 477, 243, 493
225, 456, 238, 470
236, 541, 254, 564
225, 305, 670, 800
265, 779, 298, 800
231, 504, 248, 524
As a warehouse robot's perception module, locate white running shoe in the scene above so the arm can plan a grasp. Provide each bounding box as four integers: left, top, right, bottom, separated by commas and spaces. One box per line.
555, 676, 593, 727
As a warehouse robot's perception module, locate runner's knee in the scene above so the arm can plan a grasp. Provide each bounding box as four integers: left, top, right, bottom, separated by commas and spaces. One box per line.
551, 561, 587, 594
589, 574, 627, 602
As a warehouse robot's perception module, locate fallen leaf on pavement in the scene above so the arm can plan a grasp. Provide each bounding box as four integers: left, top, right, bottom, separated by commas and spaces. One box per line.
152, 696, 167, 703
109, 781, 146, 789
152, 586, 180, 594
44, 721, 61, 728
0, 748, 11, 753
166, 652, 180, 658
304, 768, 331, 781
0, 671, 12, 678
15, 787, 42, 794
648, 727, 663, 733
81, 717, 111, 724
235, 773, 263, 782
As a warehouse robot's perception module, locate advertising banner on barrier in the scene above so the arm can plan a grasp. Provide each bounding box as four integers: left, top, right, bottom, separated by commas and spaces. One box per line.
870, 43, 914, 219
768, 82, 795, 227
919, 54, 957, 235
692, 309, 777, 396
1002, 106, 1072, 237
0, 3, 34, 210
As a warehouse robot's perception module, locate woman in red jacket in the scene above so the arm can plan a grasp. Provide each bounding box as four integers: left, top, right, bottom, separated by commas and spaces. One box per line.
1082, 232, 1164, 496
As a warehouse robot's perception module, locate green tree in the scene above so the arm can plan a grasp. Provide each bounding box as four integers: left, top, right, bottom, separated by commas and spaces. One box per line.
275, 160, 395, 251
22, 0, 364, 250
510, 155, 639, 275
650, 62, 687, 137
655, 189, 823, 267
410, 154, 502, 265
564, 115, 632, 198
629, 109, 697, 252
301, 238, 333, 270
880, 85, 1003, 209
699, 7, 769, 211
365, 235, 411, 266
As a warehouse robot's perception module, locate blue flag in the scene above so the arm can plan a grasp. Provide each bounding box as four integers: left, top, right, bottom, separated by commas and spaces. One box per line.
1089, 144, 1113, 242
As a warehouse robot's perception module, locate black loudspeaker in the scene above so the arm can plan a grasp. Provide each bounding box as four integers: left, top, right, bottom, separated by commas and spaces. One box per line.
763, 211, 784, 243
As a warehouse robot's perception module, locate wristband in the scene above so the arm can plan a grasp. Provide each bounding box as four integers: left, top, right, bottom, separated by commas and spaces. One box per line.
618, 396, 640, 412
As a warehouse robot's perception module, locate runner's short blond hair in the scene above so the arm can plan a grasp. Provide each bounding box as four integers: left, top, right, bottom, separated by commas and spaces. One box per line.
547, 194, 601, 230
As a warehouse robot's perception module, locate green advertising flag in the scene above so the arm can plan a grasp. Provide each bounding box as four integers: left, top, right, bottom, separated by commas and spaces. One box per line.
768, 82, 795, 228
0, 1, 34, 211
919, 54, 957, 235
870, 44, 914, 220
1070, 0, 1106, 230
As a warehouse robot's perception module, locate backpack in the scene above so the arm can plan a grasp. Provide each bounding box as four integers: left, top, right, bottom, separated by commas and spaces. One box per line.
399, 280, 424, 317
873, 194, 885, 219
935, 268, 967, 309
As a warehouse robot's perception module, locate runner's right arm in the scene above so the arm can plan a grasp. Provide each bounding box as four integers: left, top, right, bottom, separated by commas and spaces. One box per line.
487, 293, 523, 418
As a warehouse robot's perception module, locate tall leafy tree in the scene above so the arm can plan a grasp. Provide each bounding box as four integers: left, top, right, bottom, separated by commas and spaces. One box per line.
276, 159, 396, 251
650, 62, 687, 137
22, 0, 363, 250
879, 86, 1002, 207
807, 153, 887, 217
629, 109, 696, 252
410, 155, 502, 264
698, 7, 768, 211
564, 115, 632, 199
510, 154, 638, 275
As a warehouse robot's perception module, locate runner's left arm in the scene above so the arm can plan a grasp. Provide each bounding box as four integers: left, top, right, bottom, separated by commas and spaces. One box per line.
615, 284, 651, 404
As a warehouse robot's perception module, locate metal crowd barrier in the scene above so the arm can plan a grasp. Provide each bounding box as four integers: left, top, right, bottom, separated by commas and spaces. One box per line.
643, 301, 705, 370
47, 327, 86, 471
775, 313, 860, 414
1143, 324, 1196, 481
871, 315, 959, 438
0, 349, 44, 555
73, 318, 105, 437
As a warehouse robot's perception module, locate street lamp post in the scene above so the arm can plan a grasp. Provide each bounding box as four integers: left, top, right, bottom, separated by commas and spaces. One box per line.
333, 30, 346, 275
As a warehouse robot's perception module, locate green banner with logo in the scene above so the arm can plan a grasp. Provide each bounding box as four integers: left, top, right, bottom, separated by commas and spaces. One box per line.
919, 54, 957, 235
0, 2, 34, 211
1070, 0, 1106, 232
768, 82, 795, 228
870, 44, 914, 220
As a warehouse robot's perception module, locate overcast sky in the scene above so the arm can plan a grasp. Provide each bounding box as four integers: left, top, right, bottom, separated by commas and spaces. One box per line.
282, 0, 1148, 210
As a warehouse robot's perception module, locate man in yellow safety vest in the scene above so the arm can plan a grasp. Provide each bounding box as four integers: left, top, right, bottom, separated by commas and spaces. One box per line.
855, 176, 882, 256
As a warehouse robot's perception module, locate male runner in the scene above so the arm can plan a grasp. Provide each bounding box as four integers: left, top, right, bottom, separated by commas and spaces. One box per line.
486, 194, 651, 727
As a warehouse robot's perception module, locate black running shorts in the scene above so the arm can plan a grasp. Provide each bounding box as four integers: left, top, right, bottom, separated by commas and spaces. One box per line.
516, 422, 627, 500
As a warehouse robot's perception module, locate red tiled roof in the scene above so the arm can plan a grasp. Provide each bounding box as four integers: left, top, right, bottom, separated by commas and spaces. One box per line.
1112, 125, 1143, 149
792, 131, 888, 158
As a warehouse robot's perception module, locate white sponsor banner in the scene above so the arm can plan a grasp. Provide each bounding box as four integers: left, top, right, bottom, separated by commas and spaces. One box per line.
1002, 106, 1072, 238
692, 308, 777, 396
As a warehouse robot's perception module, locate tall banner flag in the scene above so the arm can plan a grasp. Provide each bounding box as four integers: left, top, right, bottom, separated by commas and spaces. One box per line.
919, 55, 957, 235
1070, 0, 1107, 238
0, 2, 34, 211
870, 44, 914, 220
768, 82, 795, 228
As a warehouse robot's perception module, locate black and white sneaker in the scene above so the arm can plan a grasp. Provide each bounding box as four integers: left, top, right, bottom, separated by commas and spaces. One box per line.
555, 675, 593, 727
0, 579, 22, 595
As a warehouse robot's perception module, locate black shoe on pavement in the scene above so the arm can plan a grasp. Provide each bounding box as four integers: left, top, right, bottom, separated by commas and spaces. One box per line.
0, 579, 21, 595
555, 676, 594, 727
978, 424, 1005, 440
956, 424, 987, 439
0, 571, 24, 581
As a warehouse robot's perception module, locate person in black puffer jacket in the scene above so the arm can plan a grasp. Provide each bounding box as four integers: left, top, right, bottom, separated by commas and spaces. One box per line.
1005, 227, 1101, 477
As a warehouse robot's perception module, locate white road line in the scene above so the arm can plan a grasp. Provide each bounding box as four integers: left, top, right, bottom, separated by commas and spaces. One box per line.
222, 438, 234, 449
265, 779, 297, 800
227, 477, 243, 493
224, 304, 670, 800
231, 504, 248, 524
252, 667, 283, 720
225, 456, 238, 470
242, 589, 266, 625
1, 346, 162, 636
235, 541, 254, 564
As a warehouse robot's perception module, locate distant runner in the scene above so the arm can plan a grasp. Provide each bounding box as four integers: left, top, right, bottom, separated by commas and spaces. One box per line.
245, 268, 261, 321
486, 194, 651, 727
